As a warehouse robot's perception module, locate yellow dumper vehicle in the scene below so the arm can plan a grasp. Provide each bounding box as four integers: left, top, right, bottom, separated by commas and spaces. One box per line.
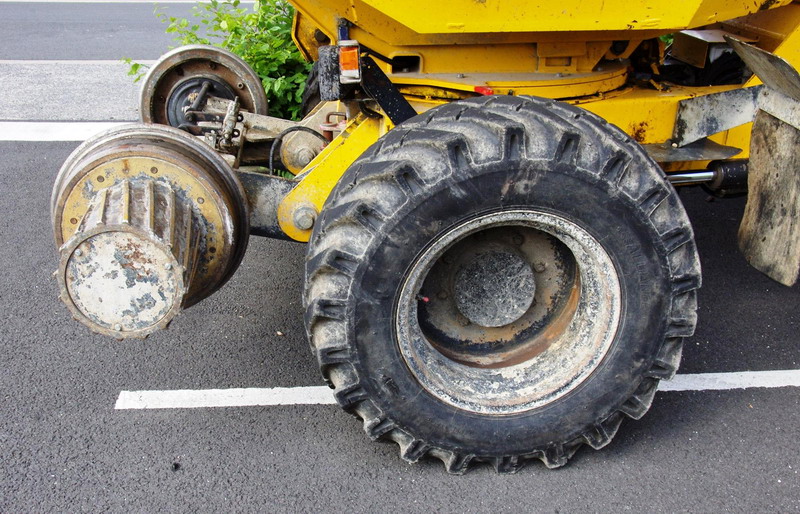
51, 0, 800, 472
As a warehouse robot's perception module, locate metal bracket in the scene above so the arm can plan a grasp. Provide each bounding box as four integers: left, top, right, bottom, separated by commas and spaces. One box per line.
672, 86, 761, 146
360, 56, 418, 125
643, 138, 741, 162
726, 36, 800, 102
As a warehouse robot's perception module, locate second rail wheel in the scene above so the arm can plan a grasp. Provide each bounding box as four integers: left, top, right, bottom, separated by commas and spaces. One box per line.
140, 45, 268, 127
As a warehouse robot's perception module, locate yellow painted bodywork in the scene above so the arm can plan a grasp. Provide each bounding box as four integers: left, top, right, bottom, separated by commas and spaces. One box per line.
278, 114, 387, 241
291, 0, 792, 77
279, 0, 800, 241
353, 0, 793, 34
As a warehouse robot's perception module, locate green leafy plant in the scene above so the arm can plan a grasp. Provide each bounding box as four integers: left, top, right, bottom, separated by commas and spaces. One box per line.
125, 0, 311, 120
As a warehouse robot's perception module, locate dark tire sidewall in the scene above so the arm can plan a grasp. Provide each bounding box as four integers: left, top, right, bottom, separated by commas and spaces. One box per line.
348, 158, 671, 456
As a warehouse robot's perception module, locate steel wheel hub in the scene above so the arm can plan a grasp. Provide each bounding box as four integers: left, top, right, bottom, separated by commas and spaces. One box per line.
396, 210, 622, 414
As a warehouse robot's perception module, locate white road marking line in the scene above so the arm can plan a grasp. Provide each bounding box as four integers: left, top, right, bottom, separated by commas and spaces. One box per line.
115, 369, 800, 410
115, 386, 337, 409
0, 60, 155, 65
0, 122, 127, 141
658, 369, 800, 392
0, 61, 140, 121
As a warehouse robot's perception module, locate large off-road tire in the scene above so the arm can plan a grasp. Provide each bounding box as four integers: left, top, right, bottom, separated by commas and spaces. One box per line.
304, 95, 701, 473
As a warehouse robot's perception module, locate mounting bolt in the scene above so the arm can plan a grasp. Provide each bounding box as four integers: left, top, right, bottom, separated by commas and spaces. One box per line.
165, 263, 173, 270
74, 249, 83, 257
293, 147, 317, 168
293, 206, 317, 231
534, 262, 547, 273
114, 324, 122, 331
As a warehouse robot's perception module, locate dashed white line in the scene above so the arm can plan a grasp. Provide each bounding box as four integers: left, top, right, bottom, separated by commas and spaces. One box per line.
0, 122, 127, 141
658, 369, 800, 392
114, 369, 800, 410
0, 60, 155, 65
115, 386, 337, 409
0, 61, 140, 121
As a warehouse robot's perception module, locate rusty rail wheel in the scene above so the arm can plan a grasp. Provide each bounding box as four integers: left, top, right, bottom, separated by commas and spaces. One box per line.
51, 124, 249, 338
140, 45, 268, 127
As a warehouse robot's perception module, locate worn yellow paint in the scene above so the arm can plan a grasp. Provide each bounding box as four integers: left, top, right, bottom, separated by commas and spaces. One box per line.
392, 62, 628, 100
278, 114, 386, 241
358, 0, 793, 34
292, 0, 791, 39
571, 83, 742, 145
281, 0, 800, 241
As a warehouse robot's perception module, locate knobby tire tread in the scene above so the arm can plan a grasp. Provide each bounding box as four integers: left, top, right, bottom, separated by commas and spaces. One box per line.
304, 95, 700, 473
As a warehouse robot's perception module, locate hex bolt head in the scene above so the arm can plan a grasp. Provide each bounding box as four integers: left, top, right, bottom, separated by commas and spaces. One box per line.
294, 147, 316, 168
165, 263, 173, 270
534, 262, 547, 273
74, 249, 83, 257
114, 324, 122, 331
293, 206, 317, 231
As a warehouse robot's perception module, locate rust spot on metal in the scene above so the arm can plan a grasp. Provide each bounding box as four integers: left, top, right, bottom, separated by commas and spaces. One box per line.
760, 0, 779, 10
417, 226, 579, 368
632, 121, 648, 143
121, 240, 149, 264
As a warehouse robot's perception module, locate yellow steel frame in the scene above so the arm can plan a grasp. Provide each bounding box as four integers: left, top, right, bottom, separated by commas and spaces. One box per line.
277, 113, 388, 241
278, 1, 800, 242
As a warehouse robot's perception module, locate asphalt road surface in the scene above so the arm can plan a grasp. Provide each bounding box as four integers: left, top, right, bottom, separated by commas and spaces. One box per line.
1, 2, 798, 511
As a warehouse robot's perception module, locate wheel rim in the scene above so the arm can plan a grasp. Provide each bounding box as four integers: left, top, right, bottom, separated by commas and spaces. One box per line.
396, 210, 622, 415
140, 45, 268, 125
